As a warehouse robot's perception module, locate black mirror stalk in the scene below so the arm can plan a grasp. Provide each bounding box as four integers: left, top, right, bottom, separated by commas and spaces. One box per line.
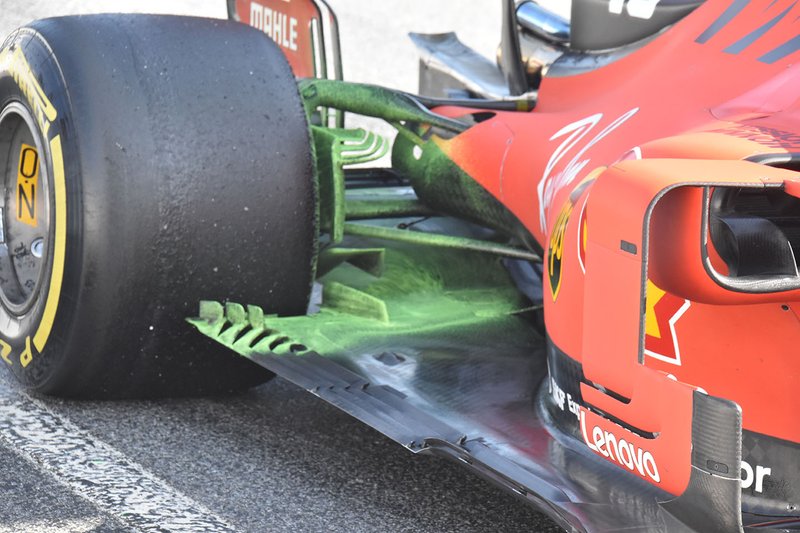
500, 0, 529, 95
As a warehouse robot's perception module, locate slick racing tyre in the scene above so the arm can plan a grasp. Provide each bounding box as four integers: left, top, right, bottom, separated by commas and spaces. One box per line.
0, 15, 317, 398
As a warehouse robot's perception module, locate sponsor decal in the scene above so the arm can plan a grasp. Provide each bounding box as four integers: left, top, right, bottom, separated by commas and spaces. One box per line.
616, 146, 643, 164
538, 108, 638, 233
580, 408, 661, 483
548, 200, 572, 301
0, 46, 66, 362
16, 144, 39, 227
549, 376, 581, 421
609, 0, 661, 19
577, 199, 587, 274
574, 166, 605, 276
547, 177, 596, 300
644, 280, 690, 366
711, 124, 800, 151
741, 460, 772, 494
249, 1, 300, 52
0, 47, 57, 136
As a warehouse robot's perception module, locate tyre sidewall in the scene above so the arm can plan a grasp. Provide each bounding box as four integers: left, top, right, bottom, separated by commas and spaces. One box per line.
1, 17, 316, 398
0, 29, 81, 390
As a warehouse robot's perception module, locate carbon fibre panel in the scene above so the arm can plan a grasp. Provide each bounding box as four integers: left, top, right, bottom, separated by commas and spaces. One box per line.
193, 297, 699, 531
189, 233, 791, 531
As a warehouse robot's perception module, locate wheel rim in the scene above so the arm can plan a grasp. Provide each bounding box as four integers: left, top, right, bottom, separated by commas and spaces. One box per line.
0, 102, 51, 316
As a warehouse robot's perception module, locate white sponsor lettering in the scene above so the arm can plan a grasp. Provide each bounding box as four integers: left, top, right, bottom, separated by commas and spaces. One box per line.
580, 410, 661, 483
538, 108, 638, 232
609, 0, 661, 19
250, 1, 299, 52
549, 376, 581, 421
741, 460, 771, 494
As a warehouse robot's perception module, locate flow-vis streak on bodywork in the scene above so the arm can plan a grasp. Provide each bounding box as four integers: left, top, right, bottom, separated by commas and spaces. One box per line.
1, 1, 799, 532
200, 0, 800, 530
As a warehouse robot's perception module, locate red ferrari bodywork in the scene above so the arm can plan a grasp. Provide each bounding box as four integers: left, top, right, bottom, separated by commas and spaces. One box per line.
433, 0, 800, 505
232, 0, 800, 525
232, 0, 325, 78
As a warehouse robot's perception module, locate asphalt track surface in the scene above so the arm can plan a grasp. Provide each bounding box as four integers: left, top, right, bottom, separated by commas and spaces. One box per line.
0, 2, 570, 532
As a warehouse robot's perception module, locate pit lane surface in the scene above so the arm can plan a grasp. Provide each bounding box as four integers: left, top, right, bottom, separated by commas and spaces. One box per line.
1, 2, 567, 531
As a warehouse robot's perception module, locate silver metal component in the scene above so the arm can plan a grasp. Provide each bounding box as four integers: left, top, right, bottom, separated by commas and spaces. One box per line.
516, 1, 571, 45
31, 238, 44, 259
517, 30, 567, 79
546, 32, 660, 78
410, 32, 511, 100
411, 93, 537, 112
492, 2, 568, 87
0, 103, 51, 315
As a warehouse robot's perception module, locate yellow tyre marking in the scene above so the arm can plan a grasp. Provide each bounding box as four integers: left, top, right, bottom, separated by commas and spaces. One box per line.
0, 339, 11, 365
20, 336, 33, 368
33, 134, 66, 353
0, 46, 64, 362
0, 47, 58, 136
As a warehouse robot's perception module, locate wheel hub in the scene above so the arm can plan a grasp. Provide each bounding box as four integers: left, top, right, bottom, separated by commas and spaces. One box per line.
0, 103, 50, 316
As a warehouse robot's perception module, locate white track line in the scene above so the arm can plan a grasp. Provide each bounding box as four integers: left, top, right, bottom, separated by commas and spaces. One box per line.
0, 517, 105, 533
0, 389, 238, 533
